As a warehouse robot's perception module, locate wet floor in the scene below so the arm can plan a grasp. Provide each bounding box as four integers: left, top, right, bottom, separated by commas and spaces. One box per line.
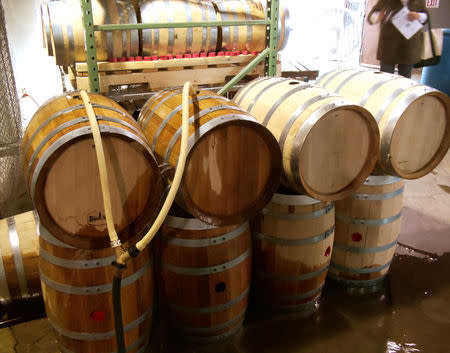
151, 151, 450, 353
1, 152, 449, 353
150, 253, 450, 353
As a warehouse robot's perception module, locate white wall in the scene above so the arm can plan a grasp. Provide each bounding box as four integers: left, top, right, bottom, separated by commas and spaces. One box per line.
3, 0, 63, 130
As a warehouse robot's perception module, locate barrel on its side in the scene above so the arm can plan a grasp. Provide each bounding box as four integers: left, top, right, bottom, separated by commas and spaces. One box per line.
216, 0, 290, 52
40, 3, 53, 56
234, 77, 380, 201
21, 91, 163, 249
315, 69, 450, 179
39, 225, 154, 353
252, 192, 334, 314
47, 0, 139, 66
157, 215, 251, 342
140, 0, 218, 56
138, 88, 281, 226
328, 176, 404, 293
0, 211, 41, 305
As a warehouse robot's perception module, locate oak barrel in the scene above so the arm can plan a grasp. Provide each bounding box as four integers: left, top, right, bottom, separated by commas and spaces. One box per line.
39, 225, 154, 353
47, 0, 139, 66
21, 91, 163, 249
0, 211, 41, 305
40, 3, 53, 57
315, 69, 450, 179
252, 191, 334, 314
140, 0, 219, 56
215, 0, 290, 51
328, 175, 404, 293
157, 214, 251, 342
234, 77, 380, 201
138, 88, 281, 226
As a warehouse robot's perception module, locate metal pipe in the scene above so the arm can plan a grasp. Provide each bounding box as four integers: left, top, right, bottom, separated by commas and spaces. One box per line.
94, 20, 271, 31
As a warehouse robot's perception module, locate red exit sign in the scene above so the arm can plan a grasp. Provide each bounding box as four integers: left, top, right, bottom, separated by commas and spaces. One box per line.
426, 0, 439, 7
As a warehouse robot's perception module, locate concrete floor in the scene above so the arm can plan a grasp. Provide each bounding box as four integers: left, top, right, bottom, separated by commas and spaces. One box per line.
1, 151, 449, 353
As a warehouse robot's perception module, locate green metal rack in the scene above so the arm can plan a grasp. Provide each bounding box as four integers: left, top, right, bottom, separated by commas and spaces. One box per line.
79, 0, 280, 95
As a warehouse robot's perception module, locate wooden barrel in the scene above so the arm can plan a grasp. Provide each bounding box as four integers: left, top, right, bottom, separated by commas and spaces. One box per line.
328, 175, 404, 293
215, 0, 290, 52
252, 191, 334, 314
234, 77, 380, 201
140, 0, 218, 56
21, 91, 163, 249
315, 69, 450, 179
138, 88, 281, 226
39, 225, 154, 353
157, 214, 251, 342
0, 211, 41, 305
47, 0, 139, 66
40, 3, 53, 57
260, 1, 291, 51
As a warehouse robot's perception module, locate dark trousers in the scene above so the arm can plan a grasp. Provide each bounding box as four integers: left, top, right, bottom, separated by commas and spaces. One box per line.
380, 62, 413, 78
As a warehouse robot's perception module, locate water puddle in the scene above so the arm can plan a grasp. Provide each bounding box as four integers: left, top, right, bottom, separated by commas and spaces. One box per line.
386, 341, 421, 352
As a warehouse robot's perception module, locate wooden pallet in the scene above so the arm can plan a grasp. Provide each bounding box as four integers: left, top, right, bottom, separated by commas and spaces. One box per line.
74, 54, 266, 94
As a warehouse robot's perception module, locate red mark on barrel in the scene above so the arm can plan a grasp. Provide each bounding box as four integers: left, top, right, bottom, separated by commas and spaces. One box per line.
90, 310, 105, 322
325, 246, 331, 257
352, 233, 363, 242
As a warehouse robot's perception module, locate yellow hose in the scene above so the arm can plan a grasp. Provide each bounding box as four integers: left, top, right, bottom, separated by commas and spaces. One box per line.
80, 91, 121, 255
81, 81, 193, 264
119, 81, 192, 263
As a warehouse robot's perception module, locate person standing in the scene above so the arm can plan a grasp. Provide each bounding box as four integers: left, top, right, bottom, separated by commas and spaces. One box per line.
368, 0, 428, 78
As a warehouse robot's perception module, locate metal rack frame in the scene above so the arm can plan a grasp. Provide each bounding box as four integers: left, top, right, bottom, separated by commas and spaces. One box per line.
79, 0, 280, 95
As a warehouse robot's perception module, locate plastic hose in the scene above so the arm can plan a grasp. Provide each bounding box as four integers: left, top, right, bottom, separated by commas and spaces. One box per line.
79, 91, 121, 255
81, 81, 193, 353
112, 265, 126, 353
117, 81, 192, 265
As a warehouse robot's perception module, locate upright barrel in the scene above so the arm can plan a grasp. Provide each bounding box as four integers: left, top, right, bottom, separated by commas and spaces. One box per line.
234, 77, 380, 201
215, 0, 290, 51
39, 225, 154, 353
157, 214, 251, 342
315, 69, 450, 179
21, 91, 163, 249
47, 0, 139, 66
140, 0, 218, 56
0, 211, 41, 305
138, 88, 281, 226
252, 191, 334, 314
328, 176, 404, 293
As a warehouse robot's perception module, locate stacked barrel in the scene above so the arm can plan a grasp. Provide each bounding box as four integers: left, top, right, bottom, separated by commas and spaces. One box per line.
40, 0, 290, 67
20, 92, 163, 352
314, 69, 450, 294
233, 77, 381, 312
138, 88, 281, 341
0, 211, 41, 306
